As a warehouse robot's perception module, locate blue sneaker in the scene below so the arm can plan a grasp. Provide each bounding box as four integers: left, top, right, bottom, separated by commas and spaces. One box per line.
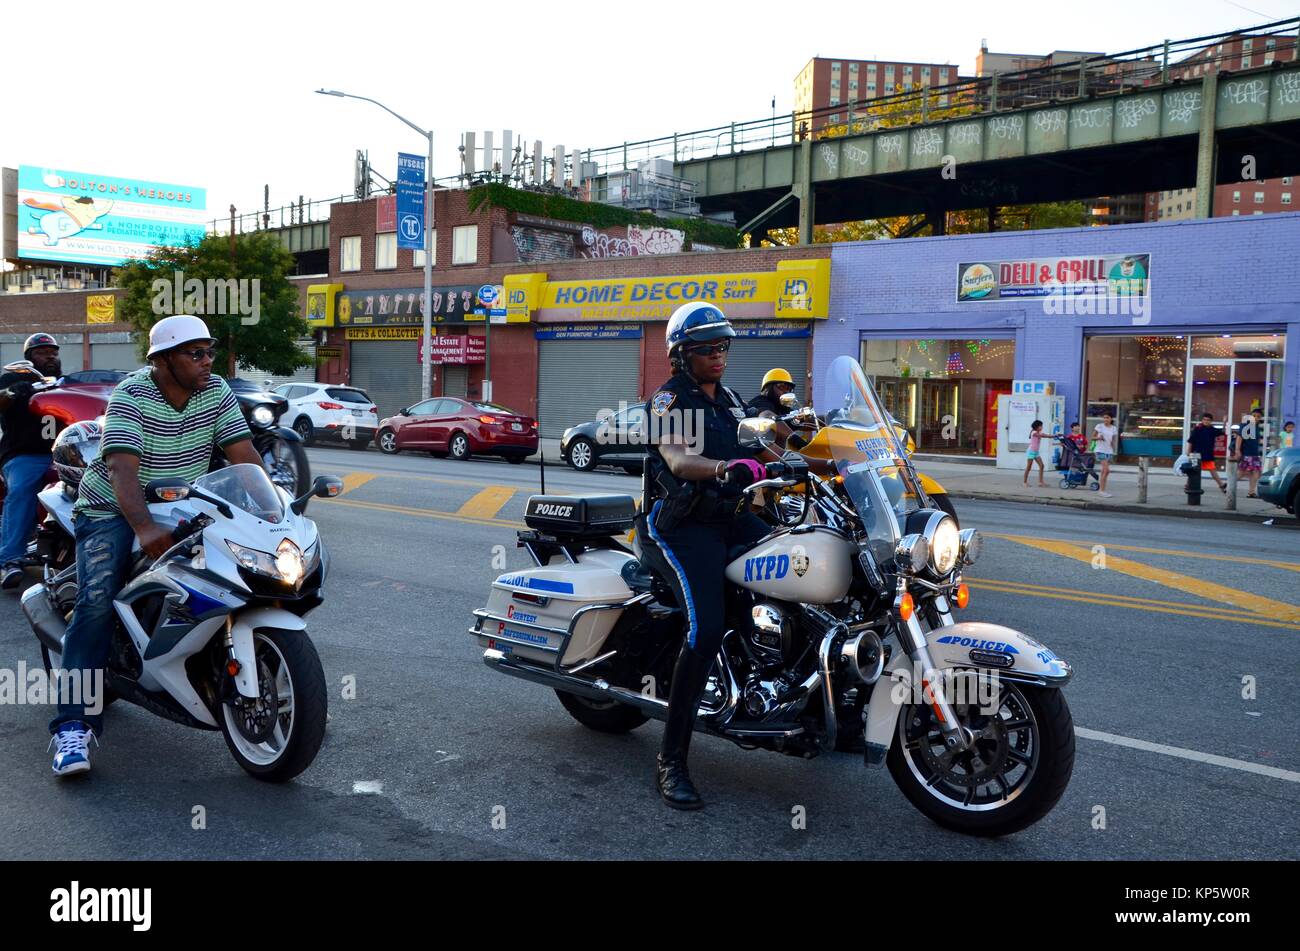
49, 721, 96, 776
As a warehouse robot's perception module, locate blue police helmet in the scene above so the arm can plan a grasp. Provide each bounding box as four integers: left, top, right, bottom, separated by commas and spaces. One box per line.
664, 302, 735, 358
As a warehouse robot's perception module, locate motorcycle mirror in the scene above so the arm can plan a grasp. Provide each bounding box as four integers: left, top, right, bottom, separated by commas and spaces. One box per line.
313, 475, 344, 499
145, 478, 191, 504
738, 417, 777, 448
779, 392, 799, 410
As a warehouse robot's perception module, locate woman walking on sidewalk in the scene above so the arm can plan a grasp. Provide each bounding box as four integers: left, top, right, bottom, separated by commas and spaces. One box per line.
1092, 412, 1118, 497
1234, 408, 1265, 498
1023, 420, 1048, 487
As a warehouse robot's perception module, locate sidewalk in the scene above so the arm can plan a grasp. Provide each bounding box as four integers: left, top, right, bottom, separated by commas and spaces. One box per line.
526, 439, 1286, 523
915, 457, 1284, 522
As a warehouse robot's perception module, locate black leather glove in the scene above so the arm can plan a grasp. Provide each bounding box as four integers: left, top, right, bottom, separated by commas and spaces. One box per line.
6, 381, 35, 399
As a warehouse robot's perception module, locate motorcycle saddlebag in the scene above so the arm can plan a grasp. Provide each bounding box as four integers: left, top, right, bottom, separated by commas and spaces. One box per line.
523, 494, 636, 538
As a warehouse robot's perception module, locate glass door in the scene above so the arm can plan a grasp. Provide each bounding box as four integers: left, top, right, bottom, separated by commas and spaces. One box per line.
1266, 360, 1286, 451
1185, 360, 1234, 454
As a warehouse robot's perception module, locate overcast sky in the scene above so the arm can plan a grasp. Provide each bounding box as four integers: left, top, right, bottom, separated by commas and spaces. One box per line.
1, 0, 1289, 228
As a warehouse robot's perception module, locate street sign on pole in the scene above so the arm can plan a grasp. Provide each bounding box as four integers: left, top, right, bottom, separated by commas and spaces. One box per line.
396, 152, 426, 250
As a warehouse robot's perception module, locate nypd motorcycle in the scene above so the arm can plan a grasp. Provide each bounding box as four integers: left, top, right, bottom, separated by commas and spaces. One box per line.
25, 424, 342, 781
472, 355, 1074, 836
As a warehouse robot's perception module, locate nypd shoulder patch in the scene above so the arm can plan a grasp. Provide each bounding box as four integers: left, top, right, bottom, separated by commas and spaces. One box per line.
651, 391, 676, 416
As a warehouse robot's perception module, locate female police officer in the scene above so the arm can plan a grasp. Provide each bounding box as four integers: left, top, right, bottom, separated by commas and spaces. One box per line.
638, 301, 785, 809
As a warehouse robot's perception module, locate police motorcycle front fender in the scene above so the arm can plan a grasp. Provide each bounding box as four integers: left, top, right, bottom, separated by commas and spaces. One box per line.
861, 618, 1072, 768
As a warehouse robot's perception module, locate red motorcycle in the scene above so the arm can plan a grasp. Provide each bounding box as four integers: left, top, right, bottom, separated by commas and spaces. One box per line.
0, 374, 113, 567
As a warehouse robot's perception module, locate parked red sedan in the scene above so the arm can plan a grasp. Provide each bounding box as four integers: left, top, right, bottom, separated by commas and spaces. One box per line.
376, 397, 538, 463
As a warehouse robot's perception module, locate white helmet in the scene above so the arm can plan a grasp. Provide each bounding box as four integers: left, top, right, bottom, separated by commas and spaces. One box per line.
147, 315, 216, 358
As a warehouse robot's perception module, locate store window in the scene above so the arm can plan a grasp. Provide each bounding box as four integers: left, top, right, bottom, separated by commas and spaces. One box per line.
375, 233, 396, 270
861, 337, 1016, 456
1084, 334, 1287, 465
340, 236, 361, 272
452, 226, 478, 265
412, 230, 437, 267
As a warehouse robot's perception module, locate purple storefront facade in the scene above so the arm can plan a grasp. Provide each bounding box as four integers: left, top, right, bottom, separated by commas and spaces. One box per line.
815, 214, 1299, 464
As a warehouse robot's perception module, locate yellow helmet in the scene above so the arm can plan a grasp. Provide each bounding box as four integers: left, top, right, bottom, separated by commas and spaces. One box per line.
760, 368, 794, 390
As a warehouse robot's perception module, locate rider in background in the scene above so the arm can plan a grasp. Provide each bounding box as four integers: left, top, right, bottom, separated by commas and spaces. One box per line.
748, 368, 796, 418
0, 333, 63, 589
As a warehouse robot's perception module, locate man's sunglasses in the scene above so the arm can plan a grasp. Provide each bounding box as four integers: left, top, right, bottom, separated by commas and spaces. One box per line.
685, 341, 731, 357
176, 346, 218, 362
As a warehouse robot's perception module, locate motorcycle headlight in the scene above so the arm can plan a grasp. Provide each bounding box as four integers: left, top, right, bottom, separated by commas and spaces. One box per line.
227, 539, 304, 587
925, 515, 961, 576
251, 405, 275, 427
275, 539, 304, 586
958, 528, 982, 567
894, 533, 928, 574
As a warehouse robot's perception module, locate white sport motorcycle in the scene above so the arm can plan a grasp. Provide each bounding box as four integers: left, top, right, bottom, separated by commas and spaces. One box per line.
472, 355, 1074, 836
25, 450, 342, 782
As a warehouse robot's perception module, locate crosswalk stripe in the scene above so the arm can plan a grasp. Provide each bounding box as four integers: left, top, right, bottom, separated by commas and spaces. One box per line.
456, 485, 516, 520
339, 472, 378, 495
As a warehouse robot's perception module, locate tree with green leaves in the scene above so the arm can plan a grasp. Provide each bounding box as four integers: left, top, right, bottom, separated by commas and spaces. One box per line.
116, 231, 310, 379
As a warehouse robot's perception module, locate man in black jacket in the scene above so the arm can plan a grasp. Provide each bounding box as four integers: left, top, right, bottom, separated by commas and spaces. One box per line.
0, 333, 63, 588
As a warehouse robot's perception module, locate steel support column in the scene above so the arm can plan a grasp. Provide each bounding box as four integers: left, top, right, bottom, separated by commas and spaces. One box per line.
1194, 71, 1219, 219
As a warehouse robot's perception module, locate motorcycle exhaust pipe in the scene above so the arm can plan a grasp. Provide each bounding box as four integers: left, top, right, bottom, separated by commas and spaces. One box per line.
483, 649, 745, 727
21, 583, 66, 656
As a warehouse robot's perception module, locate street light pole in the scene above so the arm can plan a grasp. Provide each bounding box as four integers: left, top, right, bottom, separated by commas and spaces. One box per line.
316, 89, 434, 402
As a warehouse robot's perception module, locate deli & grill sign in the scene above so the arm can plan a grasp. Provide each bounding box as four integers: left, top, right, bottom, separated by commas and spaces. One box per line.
957, 254, 1150, 302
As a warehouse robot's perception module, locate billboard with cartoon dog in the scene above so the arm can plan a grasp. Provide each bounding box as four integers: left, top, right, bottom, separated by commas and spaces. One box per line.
16, 165, 206, 266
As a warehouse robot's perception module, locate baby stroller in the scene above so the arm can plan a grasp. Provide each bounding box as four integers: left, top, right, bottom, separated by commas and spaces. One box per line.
1054, 434, 1100, 490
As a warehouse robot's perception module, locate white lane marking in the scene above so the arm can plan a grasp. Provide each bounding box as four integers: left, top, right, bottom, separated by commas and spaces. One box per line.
352, 780, 384, 795
1076, 727, 1300, 784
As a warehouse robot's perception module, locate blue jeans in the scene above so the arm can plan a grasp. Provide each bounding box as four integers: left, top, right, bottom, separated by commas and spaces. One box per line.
0, 453, 52, 566
50, 514, 136, 736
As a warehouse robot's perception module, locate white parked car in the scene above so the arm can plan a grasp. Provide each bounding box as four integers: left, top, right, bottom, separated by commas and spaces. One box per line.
273, 382, 379, 450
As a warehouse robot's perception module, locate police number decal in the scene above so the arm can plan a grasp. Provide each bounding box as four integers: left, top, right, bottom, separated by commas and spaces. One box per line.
652, 391, 676, 416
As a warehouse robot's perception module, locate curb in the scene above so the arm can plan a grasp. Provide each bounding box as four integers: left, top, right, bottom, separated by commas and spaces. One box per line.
949, 489, 1292, 525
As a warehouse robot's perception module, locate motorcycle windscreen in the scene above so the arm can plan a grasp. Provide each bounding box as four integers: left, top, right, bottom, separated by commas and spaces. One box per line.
194, 463, 285, 523
817, 355, 926, 561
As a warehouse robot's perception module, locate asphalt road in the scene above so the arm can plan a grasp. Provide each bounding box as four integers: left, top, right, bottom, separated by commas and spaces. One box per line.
1, 444, 1297, 860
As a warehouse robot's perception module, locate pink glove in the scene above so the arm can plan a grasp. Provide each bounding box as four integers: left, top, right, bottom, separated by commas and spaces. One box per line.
723, 458, 767, 487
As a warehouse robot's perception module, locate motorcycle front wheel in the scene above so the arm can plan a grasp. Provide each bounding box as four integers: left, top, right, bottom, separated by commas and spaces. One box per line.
262, 436, 312, 498
219, 628, 327, 782
887, 679, 1074, 837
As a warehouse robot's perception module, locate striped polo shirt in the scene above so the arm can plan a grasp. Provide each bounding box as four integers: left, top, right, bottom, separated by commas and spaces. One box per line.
76, 368, 252, 520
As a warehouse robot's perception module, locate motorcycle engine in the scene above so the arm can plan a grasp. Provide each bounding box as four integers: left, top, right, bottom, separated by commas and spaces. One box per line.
749, 602, 793, 666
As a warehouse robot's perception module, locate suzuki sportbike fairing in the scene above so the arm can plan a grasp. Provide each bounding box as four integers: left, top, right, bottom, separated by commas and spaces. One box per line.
25, 461, 342, 781
471, 355, 1075, 836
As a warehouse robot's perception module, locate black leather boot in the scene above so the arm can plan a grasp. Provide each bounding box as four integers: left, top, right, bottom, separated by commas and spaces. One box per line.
656, 646, 712, 810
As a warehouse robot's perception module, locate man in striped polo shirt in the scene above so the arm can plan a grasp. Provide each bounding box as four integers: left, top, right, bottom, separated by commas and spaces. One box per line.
49, 315, 265, 777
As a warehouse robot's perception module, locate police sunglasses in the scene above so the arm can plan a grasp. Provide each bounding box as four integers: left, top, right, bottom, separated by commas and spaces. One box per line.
685, 341, 731, 357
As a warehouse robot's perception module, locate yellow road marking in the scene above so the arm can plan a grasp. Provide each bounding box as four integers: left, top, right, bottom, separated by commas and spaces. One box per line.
967, 579, 1300, 631
339, 472, 378, 496
456, 485, 516, 520
971, 576, 1264, 618
994, 536, 1300, 624
326, 495, 525, 530
987, 532, 1300, 574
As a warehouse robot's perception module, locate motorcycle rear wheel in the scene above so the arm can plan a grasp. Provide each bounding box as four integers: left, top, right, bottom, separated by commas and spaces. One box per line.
219, 628, 327, 782
555, 690, 649, 734
887, 680, 1074, 837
